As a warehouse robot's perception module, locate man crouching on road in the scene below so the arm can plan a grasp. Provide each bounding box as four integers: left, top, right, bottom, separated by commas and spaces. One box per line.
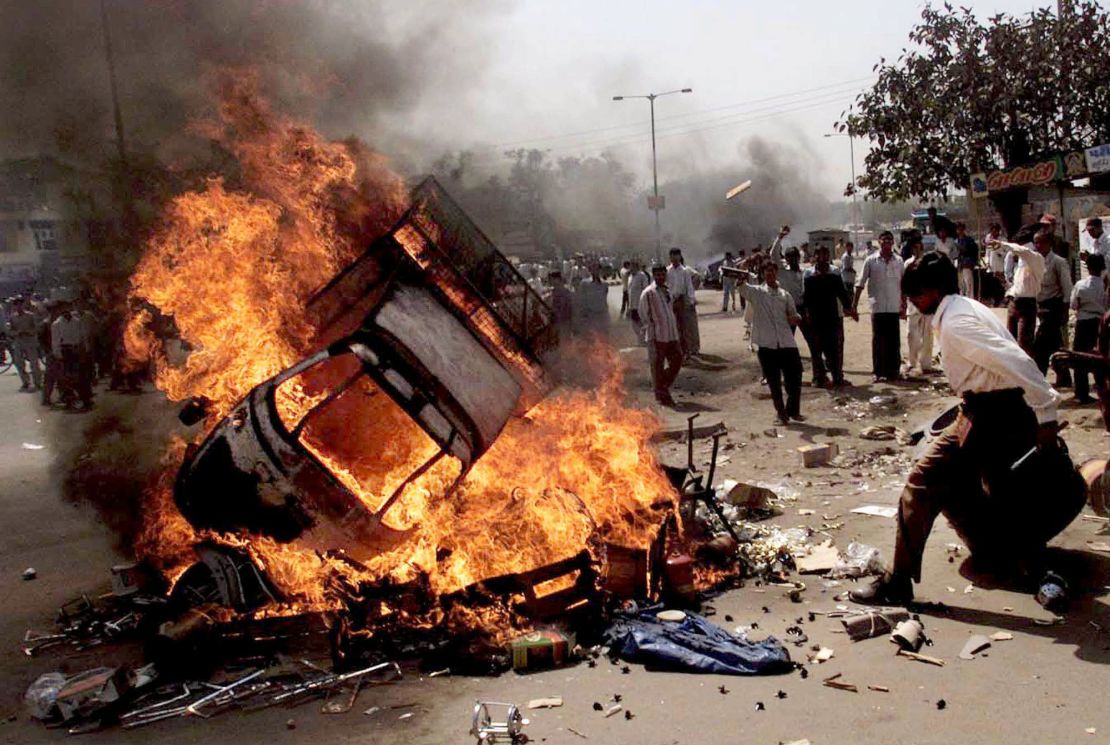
852, 253, 1085, 605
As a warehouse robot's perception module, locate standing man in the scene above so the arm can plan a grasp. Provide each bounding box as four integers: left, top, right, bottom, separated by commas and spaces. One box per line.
618, 260, 632, 317
1082, 217, 1110, 260
985, 224, 1008, 302
730, 260, 804, 425
954, 222, 979, 299
1033, 227, 1073, 381
720, 252, 738, 313
1061, 253, 1107, 404
39, 301, 59, 406
549, 271, 574, 343
1039, 213, 1077, 281
999, 235, 1044, 359
626, 259, 650, 344
8, 298, 42, 391
839, 241, 857, 295
803, 244, 858, 387
638, 264, 683, 406
51, 300, 92, 410
934, 224, 956, 263
853, 231, 906, 382
575, 260, 610, 341
667, 248, 700, 359
903, 234, 936, 375
851, 252, 1084, 605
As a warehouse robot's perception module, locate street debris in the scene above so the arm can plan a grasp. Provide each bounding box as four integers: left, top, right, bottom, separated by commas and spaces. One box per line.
958, 635, 991, 660
990, 632, 1014, 642
1035, 571, 1069, 612
828, 542, 884, 579
936, 699, 947, 710
867, 684, 890, 692
822, 673, 858, 692
21, 567, 36, 581
470, 701, 527, 743
858, 425, 913, 445
527, 697, 562, 710
897, 650, 945, 667
891, 619, 926, 652
812, 647, 835, 663
794, 540, 840, 574
21, 442, 45, 450
850, 505, 898, 519
799, 442, 839, 468
842, 608, 910, 641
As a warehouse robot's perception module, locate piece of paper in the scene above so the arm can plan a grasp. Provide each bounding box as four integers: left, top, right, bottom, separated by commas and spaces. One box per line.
850, 505, 898, 519
795, 540, 840, 574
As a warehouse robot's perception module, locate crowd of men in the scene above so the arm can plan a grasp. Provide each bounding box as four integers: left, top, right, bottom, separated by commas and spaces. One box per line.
1, 293, 145, 411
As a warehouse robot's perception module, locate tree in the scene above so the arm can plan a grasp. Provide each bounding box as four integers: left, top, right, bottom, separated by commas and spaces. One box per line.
840, 1, 1110, 207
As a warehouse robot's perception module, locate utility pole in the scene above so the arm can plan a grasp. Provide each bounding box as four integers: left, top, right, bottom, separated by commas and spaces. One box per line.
825, 132, 858, 246
99, 0, 127, 169
613, 88, 693, 264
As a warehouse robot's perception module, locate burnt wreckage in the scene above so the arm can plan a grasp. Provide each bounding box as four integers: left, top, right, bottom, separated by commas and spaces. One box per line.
170, 177, 589, 619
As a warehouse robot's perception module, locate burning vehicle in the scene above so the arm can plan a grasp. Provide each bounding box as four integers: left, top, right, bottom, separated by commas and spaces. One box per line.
174, 178, 554, 566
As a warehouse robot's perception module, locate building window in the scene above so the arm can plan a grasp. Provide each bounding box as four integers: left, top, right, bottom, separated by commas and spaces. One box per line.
29, 220, 57, 251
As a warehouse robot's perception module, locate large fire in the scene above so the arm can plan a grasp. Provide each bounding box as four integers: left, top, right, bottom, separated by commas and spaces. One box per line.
126, 72, 677, 614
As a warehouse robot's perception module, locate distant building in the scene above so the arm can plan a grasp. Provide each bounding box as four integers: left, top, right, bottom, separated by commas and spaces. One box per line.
0, 156, 107, 296
806, 229, 849, 254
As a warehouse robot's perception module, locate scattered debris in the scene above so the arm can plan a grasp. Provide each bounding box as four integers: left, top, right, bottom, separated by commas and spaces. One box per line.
1035, 572, 1069, 612
799, 443, 839, 468
822, 673, 858, 692
990, 632, 1013, 642
470, 701, 527, 743
718, 685, 729, 695
623, 710, 634, 720
890, 619, 925, 652
858, 426, 913, 445
510, 630, 573, 672
604, 704, 622, 718
867, 685, 890, 692
21, 568, 36, 581
850, 505, 898, 519
21, 442, 45, 450
591, 702, 602, 711
842, 608, 910, 641
813, 647, 835, 663
897, 650, 945, 667
567, 727, 589, 739
794, 540, 840, 574
936, 699, 947, 710
527, 697, 562, 710
828, 542, 884, 579
958, 635, 991, 660
755, 701, 766, 711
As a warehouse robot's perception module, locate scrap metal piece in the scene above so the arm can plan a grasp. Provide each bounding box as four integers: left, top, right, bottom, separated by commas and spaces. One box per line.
470, 701, 528, 744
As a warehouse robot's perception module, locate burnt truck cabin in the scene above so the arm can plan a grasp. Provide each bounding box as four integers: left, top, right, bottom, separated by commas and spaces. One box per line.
174, 177, 556, 562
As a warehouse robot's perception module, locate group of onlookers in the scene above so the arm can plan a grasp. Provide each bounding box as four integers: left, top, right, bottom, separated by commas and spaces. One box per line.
1, 293, 145, 411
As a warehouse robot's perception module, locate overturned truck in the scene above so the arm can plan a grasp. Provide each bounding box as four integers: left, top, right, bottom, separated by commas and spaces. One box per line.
170, 177, 584, 615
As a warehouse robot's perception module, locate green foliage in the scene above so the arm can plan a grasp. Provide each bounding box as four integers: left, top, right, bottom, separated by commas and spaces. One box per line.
841, 1, 1110, 202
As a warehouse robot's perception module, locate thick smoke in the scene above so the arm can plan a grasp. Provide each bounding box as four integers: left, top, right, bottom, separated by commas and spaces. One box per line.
662, 136, 835, 259
0, 0, 504, 164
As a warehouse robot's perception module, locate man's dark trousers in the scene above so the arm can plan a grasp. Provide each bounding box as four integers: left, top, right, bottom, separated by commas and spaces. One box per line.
757, 347, 802, 418
871, 313, 901, 379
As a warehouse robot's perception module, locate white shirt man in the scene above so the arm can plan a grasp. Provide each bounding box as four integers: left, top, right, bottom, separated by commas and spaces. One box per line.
1001, 243, 1045, 300
666, 263, 696, 304
738, 281, 799, 350
1083, 221, 1110, 260
856, 251, 905, 314
51, 311, 86, 357
934, 294, 1059, 423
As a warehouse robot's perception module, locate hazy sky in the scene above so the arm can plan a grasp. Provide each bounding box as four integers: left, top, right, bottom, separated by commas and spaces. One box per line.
382, 0, 1051, 199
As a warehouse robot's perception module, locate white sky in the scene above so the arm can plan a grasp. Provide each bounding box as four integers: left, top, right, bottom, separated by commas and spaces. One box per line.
386, 0, 1049, 199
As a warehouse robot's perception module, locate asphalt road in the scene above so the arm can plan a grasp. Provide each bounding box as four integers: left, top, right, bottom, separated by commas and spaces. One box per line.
2, 288, 1110, 744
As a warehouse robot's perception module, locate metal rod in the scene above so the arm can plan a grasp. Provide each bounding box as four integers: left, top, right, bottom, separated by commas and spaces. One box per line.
186, 669, 265, 716
706, 431, 722, 490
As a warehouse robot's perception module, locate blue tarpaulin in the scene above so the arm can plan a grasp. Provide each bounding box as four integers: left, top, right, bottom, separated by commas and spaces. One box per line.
605, 609, 793, 676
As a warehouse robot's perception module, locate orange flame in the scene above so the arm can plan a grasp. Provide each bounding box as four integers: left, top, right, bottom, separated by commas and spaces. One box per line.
127, 71, 677, 615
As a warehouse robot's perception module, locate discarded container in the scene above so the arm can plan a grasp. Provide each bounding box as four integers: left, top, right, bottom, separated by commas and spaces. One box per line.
890, 619, 925, 652
25, 672, 67, 720
663, 553, 697, 604
827, 542, 884, 579
798, 443, 838, 468
1036, 571, 1069, 612
509, 630, 573, 672
841, 608, 910, 641
54, 667, 129, 722
604, 544, 648, 599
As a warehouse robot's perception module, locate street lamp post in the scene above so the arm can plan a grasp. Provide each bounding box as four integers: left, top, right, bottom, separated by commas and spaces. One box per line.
613, 88, 692, 263
825, 132, 858, 247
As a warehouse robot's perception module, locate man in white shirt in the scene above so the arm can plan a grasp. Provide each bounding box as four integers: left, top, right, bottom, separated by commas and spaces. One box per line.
851, 252, 1085, 605
729, 259, 804, 425
853, 231, 906, 381
720, 252, 738, 313
51, 301, 93, 409
985, 224, 1008, 280
933, 224, 956, 263
999, 236, 1045, 359
1082, 217, 1110, 261
902, 234, 936, 374
667, 248, 700, 359
618, 261, 631, 317
574, 260, 610, 341
638, 264, 683, 405
1033, 228, 1074, 380
626, 259, 650, 344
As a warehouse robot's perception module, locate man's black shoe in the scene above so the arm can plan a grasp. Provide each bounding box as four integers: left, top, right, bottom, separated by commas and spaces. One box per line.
849, 573, 913, 605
